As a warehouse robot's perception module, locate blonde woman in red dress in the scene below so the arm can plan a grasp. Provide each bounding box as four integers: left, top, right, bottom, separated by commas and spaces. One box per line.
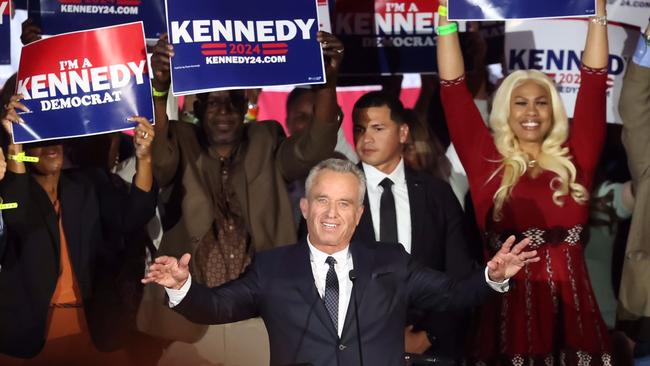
436, 0, 612, 364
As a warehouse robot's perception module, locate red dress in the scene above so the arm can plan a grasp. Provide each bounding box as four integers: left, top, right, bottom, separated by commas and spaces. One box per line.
440, 67, 612, 365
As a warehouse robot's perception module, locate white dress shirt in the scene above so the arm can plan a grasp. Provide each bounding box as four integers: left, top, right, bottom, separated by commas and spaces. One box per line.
307, 237, 353, 337
362, 159, 412, 253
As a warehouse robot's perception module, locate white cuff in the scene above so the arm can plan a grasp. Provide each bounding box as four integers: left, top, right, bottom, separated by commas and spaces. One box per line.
165, 274, 192, 308
484, 267, 509, 293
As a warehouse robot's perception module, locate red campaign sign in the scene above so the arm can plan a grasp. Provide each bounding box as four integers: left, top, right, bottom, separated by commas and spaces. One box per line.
14, 22, 153, 143
1, 0, 9, 15
334, 0, 440, 75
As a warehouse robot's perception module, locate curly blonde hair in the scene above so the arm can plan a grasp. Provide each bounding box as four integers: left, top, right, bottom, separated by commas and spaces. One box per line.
488, 70, 589, 221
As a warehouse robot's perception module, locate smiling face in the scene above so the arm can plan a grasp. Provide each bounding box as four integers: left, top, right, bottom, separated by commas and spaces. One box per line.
198, 90, 247, 147
26, 144, 64, 176
507, 80, 553, 147
300, 169, 364, 254
354, 105, 408, 174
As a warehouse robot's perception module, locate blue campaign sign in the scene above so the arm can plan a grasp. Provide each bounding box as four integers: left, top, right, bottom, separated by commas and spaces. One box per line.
333, 0, 439, 75
0, 0, 10, 65
29, 0, 165, 40
448, 0, 595, 20
166, 0, 326, 95
14, 23, 154, 144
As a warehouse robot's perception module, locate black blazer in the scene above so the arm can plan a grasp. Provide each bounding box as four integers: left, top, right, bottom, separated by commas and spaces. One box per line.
0, 169, 156, 358
353, 166, 478, 357
173, 239, 492, 366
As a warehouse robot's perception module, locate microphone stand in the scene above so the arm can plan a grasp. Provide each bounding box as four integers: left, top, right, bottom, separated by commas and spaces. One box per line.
349, 270, 364, 366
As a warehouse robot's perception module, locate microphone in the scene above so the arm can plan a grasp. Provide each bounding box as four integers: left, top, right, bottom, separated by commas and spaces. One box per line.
349, 270, 364, 366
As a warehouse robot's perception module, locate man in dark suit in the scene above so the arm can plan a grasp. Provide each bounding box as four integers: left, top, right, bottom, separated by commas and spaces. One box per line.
351, 91, 477, 362
143, 158, 539, 366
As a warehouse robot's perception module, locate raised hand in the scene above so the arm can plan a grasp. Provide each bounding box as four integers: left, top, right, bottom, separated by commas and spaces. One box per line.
317, 31, 344, 86
130, 116, 155, 162
151, 33, 174, 92
142, 253, 191, 290
1, 94, 29, 142
20, 18, 42, 45
487, 236, 539, 283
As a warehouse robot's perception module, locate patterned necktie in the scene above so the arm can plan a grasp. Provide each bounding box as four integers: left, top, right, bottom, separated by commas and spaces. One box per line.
323, 256, 339, 331
379, 177, 398, 243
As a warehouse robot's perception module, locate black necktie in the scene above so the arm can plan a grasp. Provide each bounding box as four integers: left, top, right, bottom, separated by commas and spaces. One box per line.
379, 178, 398, 243
323, 256, 339, 331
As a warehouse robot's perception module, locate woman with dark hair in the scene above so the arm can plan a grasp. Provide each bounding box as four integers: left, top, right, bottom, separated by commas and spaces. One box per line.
436, 0, 612, 363
402, 108, 451, 182
0, 93, 157, 365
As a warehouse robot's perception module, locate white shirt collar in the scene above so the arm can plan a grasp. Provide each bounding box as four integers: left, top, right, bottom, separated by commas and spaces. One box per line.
361, 158, 406, 188
306, 235, 350, 265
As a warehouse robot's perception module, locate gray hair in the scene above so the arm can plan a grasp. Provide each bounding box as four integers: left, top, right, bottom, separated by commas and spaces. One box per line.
304, 158, 366, 205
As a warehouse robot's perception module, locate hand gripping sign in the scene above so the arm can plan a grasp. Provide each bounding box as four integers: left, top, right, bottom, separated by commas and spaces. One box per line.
14, 22, 154, 144
0, 0, 10, 65
165, 0, 326, 96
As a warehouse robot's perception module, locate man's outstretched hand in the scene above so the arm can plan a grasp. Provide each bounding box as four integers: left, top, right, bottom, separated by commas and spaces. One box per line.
142, 253, 191, 290
487, 236, 539, 283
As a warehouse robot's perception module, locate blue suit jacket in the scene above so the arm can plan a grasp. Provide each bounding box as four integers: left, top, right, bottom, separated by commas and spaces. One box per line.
173, 239, 492, 366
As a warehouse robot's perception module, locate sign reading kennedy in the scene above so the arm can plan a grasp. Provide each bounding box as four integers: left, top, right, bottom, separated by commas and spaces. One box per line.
29, 0, 165, 40
165, 0, 326, 95
334, 0, 439, 75
0, 0, 10, 65
449, 0, 595, 20
14, 22, 154, 144
505, 19, 636, 123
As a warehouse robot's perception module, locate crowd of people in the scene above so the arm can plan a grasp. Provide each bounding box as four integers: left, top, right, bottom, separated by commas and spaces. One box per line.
0, 0, 649, 365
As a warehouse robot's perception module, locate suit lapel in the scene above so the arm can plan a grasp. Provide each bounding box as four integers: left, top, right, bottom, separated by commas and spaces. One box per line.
405, 168, 426, 257
342, 240, 375, 335
288, 240, 339, 339
31, 177, 60, 263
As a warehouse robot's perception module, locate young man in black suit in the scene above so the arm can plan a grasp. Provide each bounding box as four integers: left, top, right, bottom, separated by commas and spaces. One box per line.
143, 158, 538, 366
352, 91, 477, 363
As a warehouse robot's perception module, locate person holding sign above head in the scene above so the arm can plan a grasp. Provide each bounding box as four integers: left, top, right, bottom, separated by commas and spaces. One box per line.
0, 92, 157, 365
436, 0, 611, 364
137, 30, 344, 358
142, 158, 539, 366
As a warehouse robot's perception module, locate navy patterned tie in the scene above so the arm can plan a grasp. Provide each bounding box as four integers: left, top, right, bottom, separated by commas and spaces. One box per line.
323, 256, 339, 331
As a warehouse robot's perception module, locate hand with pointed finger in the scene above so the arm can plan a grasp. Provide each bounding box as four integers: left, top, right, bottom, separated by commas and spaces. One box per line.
130, 116, 155, 162
142, 253, 191, 290
151, 33, 175, 92
487, 236, 540, 283
317, 31, 344, 86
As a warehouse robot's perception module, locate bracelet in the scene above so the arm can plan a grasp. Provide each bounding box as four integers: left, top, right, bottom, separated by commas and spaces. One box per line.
436, 23, 458, 36
0, 197, 18, 210
152, 86, 169, 98
8, 152, 39, 163
438, 5, 448, 17
590, 15, 607, 26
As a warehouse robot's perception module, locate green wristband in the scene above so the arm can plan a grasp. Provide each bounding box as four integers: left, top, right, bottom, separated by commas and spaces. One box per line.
152, 86, 169, 98
436, 23, 458, 36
